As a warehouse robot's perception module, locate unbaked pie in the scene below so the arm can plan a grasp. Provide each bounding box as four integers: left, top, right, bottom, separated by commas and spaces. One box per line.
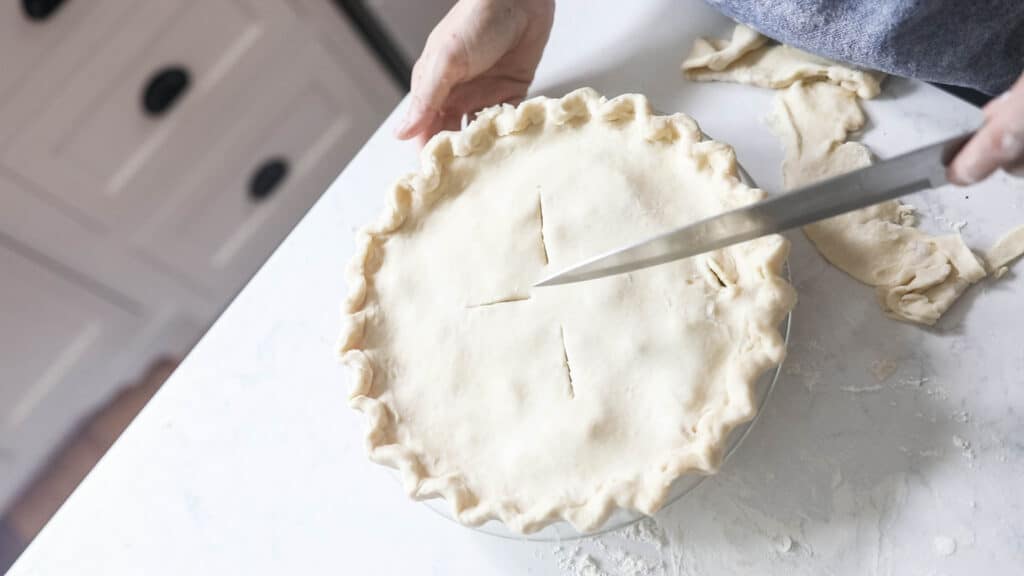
339, 88, 795, 533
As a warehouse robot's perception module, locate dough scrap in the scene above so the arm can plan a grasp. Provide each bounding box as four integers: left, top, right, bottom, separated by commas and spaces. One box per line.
983, 224, 1024, 276
682, 26, 883, 99
684, 24, 985, 325
802, 202, 987, 325
767, 81, 873, 190
768, 81, 985, 325
681, 24, 767, 72
340, 89, 795, 534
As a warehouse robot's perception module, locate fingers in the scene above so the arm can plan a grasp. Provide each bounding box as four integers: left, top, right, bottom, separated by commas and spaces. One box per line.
408, 76, 532, 147
948, 77, 1024, 185
413, 113, 461, 147
948, 122, 1024, 185
396, 0, 544, 145
395, 38, 469, 141
445, 76, 531, 119
411, 114, 444, 147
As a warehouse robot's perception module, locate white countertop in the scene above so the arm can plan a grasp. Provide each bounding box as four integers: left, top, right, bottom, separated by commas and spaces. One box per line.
10, 1, 1024, 574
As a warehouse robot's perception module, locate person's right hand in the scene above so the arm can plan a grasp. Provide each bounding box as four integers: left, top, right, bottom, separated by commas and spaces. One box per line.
395, 0, 555, 146
948, 73, 1024, 185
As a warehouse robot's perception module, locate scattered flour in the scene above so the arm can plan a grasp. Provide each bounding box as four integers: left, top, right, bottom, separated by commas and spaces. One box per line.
775, 534, 795, 553
607, 550, 659, 576
839, 383, 884, 393
553, 547, 610, 576
547, 474, 913, 575
576, 555, 606, 576
933, 535, 957, 557
933, 213, 968, 233
952, 435, 976, 462
621, 518, 666, 547
898, 376, 929, 388
551, 522, 666, 576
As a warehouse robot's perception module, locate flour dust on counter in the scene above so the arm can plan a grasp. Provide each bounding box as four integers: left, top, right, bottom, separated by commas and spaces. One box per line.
544, 474, 919, 574
541, 386, 1002, 574
550, 519, 668, 576
682, 24, 1024, 326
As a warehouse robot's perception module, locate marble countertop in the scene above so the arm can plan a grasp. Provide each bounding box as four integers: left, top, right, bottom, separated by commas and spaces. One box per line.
10, 1, 1024, 574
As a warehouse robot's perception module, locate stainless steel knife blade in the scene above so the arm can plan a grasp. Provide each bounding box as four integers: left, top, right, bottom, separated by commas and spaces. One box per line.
535, 132, 973, 288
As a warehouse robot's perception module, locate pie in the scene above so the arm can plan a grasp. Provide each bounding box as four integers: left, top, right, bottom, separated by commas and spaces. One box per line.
339, 88, 795, 533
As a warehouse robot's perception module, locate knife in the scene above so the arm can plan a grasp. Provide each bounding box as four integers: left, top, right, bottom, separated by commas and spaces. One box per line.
535, 132, 973, 287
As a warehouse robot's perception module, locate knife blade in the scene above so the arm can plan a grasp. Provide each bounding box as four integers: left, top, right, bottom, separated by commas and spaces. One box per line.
535, 132, 973, 288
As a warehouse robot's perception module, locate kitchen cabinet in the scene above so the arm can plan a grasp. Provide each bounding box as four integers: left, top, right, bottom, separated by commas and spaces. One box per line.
0, 0, 401, 510
0, 238, 140, 508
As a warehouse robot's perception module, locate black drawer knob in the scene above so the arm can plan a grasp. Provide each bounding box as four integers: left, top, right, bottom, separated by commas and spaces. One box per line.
23, 0, 66, 21
249, 158, 289, 202
142, 66, 190, 117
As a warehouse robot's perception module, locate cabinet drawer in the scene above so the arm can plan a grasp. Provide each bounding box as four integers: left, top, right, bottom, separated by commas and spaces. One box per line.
0, 0, 134, 143
1, 0, 283, 233
0, 238, 139, 510
139, 32, 380, 300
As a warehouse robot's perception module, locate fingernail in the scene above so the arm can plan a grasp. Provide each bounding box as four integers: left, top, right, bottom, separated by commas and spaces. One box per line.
394, 115, 412, 138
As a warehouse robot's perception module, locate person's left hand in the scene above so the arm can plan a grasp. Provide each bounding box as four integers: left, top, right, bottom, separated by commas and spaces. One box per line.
948, 73, 1024, 185
394, 0, 555, 147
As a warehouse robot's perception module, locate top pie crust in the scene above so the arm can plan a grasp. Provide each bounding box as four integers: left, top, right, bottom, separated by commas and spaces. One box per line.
339, 88, 796, 533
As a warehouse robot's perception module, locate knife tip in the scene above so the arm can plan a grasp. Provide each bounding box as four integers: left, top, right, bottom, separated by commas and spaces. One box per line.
533, 273, 563, 288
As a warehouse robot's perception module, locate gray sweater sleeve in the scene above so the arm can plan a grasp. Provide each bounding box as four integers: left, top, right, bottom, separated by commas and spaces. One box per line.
705, 0, 1024, 95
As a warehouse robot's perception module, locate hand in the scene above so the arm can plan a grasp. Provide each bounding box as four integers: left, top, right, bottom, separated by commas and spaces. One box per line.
394, 0, 555, 146
948, 73, 1024, 185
